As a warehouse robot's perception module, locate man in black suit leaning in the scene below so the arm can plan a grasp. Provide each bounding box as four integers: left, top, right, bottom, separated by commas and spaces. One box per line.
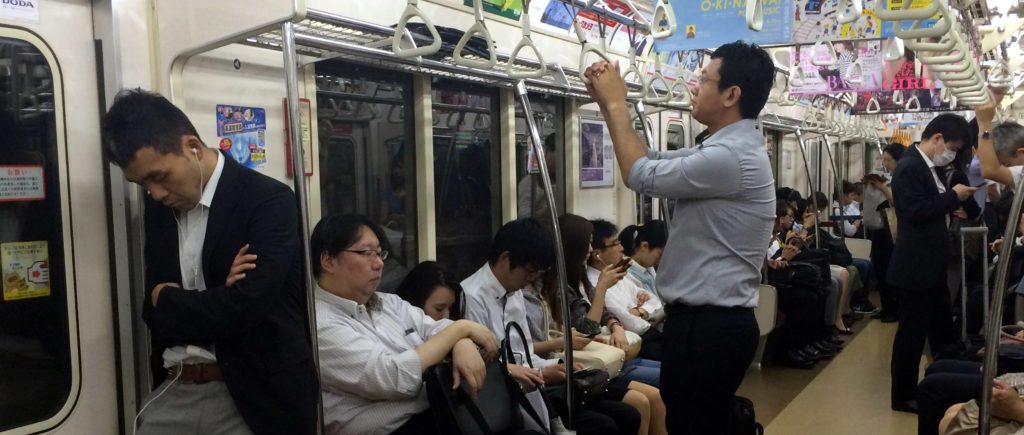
102, 89, 316, 434
888, 113, 978, 413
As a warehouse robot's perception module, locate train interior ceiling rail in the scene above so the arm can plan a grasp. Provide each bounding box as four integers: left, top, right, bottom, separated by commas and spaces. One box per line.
1, 0, 1023, 433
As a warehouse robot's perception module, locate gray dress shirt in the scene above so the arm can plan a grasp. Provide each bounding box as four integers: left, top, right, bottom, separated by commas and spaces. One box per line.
627, 119, 775, 308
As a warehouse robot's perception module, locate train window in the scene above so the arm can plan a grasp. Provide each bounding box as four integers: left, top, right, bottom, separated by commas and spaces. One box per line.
0, 36, 74, 431
514, 94, 564, 227
314, 64, 417, 292
432, 81, 500, 281
666, 121, 687, 151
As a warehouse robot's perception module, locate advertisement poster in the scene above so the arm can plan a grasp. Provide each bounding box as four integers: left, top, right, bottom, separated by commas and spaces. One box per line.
466, 0, 523, 20
580, 118, 615, 188
284, 98, 314, 177
0, 0, 40, 24
534, 0, 640, 53
792, 0, 884, 43
880, 0, 941, 38
654, 0, 793, 52
216, 105, 267, 170
2, 241, 50, 301
850, 57, 965, 114
0, 165, 44, 202
790, 41, 884, 95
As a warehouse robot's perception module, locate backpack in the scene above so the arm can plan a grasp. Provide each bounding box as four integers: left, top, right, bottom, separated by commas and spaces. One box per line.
731, 396, 764, 435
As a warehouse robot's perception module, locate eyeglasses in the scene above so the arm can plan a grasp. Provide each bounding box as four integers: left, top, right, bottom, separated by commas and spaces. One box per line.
697, 75, 720, 87
594, 240, 622, 249
344, 249, 389, 260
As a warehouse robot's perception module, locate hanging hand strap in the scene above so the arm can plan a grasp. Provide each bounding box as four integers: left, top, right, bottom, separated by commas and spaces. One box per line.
454, 0, 498, 70
508, 0, 547, 79
393, 0, 442, 58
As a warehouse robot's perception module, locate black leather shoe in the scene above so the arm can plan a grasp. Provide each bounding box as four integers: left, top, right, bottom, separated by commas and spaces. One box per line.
799, 344, 826, 360
778, 350, 816, 369
809, 342, 839, 358
892, 400, 919, 414
825, 334, 845, 346
813, 339, 842, 353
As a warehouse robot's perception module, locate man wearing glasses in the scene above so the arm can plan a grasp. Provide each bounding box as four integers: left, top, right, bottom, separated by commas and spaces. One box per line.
584, 41, 777, 434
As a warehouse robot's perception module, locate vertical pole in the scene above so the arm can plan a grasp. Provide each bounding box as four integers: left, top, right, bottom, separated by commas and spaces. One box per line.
633, 101, 656, 224
820, 135, 845, 240
980, 172, 1024, 433
796, 129, 821, 249
515, 80, 574, 426
282, 22, 324, 434
960, 231, 968, 342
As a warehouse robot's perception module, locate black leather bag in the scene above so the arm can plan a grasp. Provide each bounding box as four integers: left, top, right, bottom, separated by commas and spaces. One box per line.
426, 358, 523, 435
813, 229, 853, 267
504, 321, 609, 413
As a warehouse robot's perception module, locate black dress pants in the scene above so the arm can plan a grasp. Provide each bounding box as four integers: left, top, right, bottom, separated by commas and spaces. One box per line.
871, 228, 898, 315
662, 305, 759, 435
917, 360, 983, 435
776, 285, 825, 351
891, 285, 959, 404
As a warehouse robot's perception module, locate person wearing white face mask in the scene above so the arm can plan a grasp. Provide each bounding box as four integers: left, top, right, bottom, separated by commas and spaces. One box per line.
889, 114, 980, 414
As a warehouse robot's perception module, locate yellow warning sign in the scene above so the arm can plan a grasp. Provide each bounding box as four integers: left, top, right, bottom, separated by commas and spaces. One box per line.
2, 241, 50, 301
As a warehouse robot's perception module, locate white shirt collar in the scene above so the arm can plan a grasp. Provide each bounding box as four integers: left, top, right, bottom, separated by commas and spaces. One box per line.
315, 284, 381, 317
477, 265, 512, 301
918, 146, 936, 171
199, 151, 225, 208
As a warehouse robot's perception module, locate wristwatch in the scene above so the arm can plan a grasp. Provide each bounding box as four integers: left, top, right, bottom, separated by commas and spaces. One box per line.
982, 130, 992, 140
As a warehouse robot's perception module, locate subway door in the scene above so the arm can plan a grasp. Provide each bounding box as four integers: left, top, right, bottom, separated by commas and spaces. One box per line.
0, 1, 117, 435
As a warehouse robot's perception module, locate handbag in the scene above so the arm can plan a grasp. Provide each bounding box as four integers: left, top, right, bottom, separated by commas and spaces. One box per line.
548, 330, 626, 379
596, 328, 643, 361
506, 322, 609, 411
425, 358, 524, 435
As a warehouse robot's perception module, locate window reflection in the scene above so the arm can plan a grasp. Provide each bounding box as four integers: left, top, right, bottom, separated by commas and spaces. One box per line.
432, 82, 500, 281
315, 64, 416, 291
514, 94, 564, 228
0, 37, 72, 431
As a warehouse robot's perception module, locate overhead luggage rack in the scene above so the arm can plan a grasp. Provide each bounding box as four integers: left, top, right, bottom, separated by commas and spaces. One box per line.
238, 8, 646, 102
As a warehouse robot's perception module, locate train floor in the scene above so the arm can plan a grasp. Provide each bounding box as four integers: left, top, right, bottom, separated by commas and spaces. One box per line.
739, 302, 926, 433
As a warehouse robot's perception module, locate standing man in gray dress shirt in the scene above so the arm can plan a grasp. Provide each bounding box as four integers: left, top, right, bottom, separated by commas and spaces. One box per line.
584, 41, 777, 434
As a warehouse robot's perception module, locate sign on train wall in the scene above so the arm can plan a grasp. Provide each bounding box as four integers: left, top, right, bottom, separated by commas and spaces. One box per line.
792, 0, 884, 43
789, 40, 884, 95
216, 104, 268, 170
654, 0, 793, 52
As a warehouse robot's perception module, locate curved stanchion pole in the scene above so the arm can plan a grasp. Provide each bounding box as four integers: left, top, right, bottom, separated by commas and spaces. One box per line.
514, 80, 575, 427
508, 0, 547, 79
393, 0, 443, 59
282, 22, 325, 435
454, 0, 498, 70
980, 173, 1024, 434
795, 128, 821, 249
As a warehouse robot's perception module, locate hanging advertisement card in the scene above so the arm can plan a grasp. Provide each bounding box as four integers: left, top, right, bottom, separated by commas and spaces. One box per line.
580, 118, 615, 188
880, 0, 941, 38
654, 0, 793, 52
792, 0, 884, 43
466, 0, 524, 20
790, 41, 884, 95
533, 0, 640, 52
2, 241, 49, 301
0, 165, 44, 202
0, 0, 39, 24
216, 105, 267, 170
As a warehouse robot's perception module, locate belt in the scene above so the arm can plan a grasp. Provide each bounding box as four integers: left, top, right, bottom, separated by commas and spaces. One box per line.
665, 303, 752, 316
169, 362, 224, 384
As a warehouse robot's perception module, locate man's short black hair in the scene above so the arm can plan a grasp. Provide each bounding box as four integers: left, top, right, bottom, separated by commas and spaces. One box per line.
487, 218, 555, 271
711, 41, 776, 119
310, 214, 390, 277
589, 219, 619, 249
101, 88, 202, 167
921, 113, 971, 146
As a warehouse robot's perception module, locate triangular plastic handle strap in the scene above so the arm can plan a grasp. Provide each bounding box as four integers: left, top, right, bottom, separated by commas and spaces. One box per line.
892, 90, 904, 105
884, 37, 904, 62
652, 0, 676, 39
622, 50, 645, 100
790, 64, 806, 87
866, 97, 881, 114
845, 59, 864, 84
508, 13, 547, 79
836, 0, 863, 25
578, 40, 612, 84
454, 12, 498, 70
810, 40, 837, 67
668, 77, 692, 109
746, 0, 764, 31
905, 95, 921, 112
393, 1, 442, 59
643, 72, 673, 104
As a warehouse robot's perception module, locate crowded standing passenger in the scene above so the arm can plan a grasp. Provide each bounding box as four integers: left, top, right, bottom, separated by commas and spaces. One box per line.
584, 40, 777, 434
102, 89, 317, 435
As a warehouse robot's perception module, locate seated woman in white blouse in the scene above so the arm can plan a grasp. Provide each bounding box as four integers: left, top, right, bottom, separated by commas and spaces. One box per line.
587, 219, 665, 361
311, 214, 499, 435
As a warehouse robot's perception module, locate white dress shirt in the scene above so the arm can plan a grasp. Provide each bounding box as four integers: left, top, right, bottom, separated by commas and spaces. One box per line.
163, 152, 224, 367
918, 146, 947, 194
586, 266, 661, 334
316, 287, 453, 435
461, 265, 552, 431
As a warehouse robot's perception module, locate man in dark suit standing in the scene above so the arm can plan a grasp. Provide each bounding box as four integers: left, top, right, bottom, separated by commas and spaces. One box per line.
102, 89, 316, 434
889, 113, 978, 413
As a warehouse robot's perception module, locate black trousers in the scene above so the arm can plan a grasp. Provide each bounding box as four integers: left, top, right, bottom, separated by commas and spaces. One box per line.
776, 285, 826, 351
662, 305, 759, 435
917, 360, 983, 435
638, 327, 664, 361
891, 285, 958, 404
871, 228, 898, 315
575, 400, 641, 435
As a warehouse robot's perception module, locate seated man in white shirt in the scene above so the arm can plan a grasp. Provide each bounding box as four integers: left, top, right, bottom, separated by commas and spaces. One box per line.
462, 218, 642, 435
311, 214, 499, 435
587, 220, 664, 360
